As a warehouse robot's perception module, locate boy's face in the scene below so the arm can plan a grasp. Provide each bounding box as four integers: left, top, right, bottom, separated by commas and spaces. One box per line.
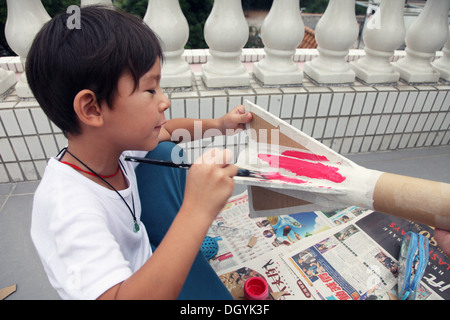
101, 58, 169, 152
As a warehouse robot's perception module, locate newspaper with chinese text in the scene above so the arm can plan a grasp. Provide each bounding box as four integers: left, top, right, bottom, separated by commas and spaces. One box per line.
208, 191, 450, 300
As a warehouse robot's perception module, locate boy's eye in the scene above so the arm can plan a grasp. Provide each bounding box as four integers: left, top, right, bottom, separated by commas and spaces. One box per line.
147, 89, 156, 95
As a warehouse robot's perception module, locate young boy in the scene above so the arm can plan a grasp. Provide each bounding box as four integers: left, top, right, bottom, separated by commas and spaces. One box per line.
27, 6, 252, 300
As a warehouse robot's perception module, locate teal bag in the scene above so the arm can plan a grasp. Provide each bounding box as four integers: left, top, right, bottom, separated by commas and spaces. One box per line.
397, 231, 429, 300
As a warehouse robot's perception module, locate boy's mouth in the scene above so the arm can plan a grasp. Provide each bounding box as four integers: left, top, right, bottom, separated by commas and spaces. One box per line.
156, 121, 167, 128
155, 121, 166, 130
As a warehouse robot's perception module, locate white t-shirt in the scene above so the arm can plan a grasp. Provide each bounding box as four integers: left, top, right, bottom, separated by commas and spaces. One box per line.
30, 151, 152, 300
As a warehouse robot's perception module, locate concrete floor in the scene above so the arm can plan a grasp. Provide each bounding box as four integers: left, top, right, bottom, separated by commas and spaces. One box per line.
1, 145, 449, 300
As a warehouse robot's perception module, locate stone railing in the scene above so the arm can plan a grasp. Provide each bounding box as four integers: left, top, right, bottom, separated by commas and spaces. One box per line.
0, 0, 449, 183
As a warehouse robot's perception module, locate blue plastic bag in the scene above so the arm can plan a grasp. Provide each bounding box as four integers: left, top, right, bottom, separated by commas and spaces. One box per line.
397, 231, 429, 300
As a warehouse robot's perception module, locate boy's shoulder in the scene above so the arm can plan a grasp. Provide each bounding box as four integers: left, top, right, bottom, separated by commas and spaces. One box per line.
34, 151, 143, 203
36, 157, 86, 192
33, 157, 103, 210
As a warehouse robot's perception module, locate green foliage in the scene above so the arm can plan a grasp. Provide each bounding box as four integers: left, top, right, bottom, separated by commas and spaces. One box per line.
179, 0, 213, 49
302, 0, 329, 13
302, 0, 366, 15
41, 0, 81, 16
241, 0, 330, 13
242, 0, 272, 11
115, 0, 213, 49
1, 0, 13, 55
115, 0, 147, 17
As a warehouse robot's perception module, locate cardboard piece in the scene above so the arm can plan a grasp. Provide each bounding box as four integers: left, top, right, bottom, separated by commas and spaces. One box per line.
247, 236, 258, 248
249, 113, 309, 151
0, 284, 16, 300
236, 100, 376, 217
236, 100, 450, 231
373, 172, 450, 230
270, 290, 288, 300
247, 185, 348, 217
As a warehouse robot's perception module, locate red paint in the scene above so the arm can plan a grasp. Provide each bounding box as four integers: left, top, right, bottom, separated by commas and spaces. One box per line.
244, 277, 269, 300
258, 154, 346, 183
281, 150, 329, 162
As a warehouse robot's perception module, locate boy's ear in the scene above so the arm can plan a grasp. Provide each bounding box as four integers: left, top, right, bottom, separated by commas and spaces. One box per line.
73, 89, 104, 128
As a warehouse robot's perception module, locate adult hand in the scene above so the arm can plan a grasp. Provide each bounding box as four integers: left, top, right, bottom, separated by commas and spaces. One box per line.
434, 228, 450, 259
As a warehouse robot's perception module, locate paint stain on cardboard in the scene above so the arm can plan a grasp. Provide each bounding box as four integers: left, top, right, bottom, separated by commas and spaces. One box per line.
258, 153, 346, 184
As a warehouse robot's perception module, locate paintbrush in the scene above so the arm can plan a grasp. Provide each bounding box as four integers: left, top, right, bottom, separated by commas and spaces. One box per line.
124, 156, 268, 179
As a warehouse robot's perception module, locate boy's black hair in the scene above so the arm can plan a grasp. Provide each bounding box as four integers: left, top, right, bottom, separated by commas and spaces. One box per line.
26, 6, 164, 136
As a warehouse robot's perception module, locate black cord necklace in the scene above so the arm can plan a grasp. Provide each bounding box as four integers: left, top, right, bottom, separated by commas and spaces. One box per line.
60, 148, 140, 233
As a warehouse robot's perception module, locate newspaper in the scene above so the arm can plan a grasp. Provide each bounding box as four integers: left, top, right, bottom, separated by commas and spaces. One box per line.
207, 190, 352, 273
216, 251, 317, 300
282, 223, 401, 300
209, 190, 450, 300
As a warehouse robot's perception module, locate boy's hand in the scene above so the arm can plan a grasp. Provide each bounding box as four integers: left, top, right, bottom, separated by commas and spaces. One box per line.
183, 148, 238, 220
218, 105, 253, 135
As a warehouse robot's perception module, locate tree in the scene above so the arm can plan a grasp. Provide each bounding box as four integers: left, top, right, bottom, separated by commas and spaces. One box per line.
116, 0, 213, 49
115, 0, 147, 17
301, 0, 328, 13
179, 0, 213, 49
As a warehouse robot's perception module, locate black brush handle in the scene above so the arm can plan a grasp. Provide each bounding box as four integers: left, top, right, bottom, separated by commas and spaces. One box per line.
124, 156, 191, 169
124, 156, 255, 177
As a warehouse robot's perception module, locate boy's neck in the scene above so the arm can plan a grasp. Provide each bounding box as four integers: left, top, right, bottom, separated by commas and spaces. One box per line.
62, 135, 128, 190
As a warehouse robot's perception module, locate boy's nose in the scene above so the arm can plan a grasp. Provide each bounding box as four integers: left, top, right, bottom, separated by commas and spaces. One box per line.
159, 94, 170, 112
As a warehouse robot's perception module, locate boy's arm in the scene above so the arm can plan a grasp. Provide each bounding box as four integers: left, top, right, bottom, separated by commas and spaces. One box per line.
98, 149, 237, 300
159, 105, 252, 143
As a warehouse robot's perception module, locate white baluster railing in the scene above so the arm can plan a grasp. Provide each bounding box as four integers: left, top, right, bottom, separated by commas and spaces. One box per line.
0, 68, 17, 97
303, 0, 359, 85
253, 0, 304, 86
393, 0, 450, 84
144, 0, 192, 88
5, 0, 50, 98
3, 0, 449, 91
202, 0, 250, 88
80, 0, 113, 7
432, 25, 450, 83
351, 0, 405, 85
0, 3, 17, 96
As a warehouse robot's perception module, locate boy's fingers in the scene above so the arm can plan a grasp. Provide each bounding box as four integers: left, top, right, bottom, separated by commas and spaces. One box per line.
231, 105, 251, 122
236, 105, 245, 112
238, 112, 252, 123
224, 163, 238, 177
